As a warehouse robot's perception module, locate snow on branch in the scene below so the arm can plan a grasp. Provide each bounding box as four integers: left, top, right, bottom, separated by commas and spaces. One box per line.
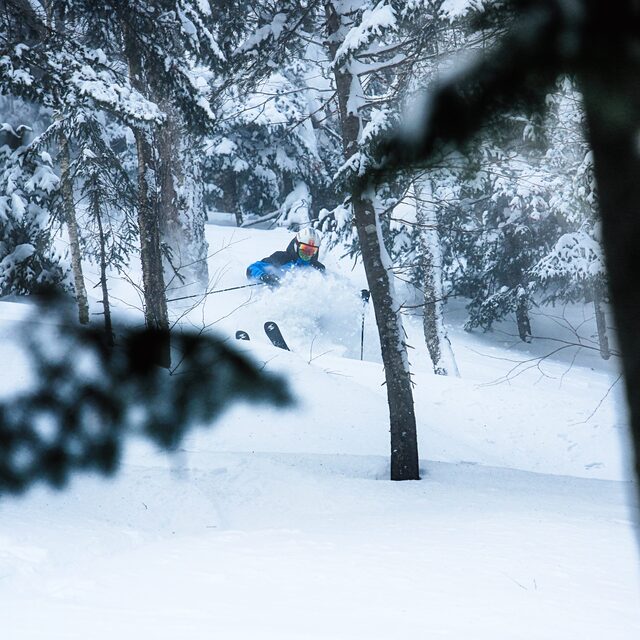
237, 12, 290, 53
532, 231, 605, 282
332, 2, 398, 67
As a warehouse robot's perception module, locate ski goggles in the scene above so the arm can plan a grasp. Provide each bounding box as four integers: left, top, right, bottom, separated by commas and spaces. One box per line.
298, 242, 319, 260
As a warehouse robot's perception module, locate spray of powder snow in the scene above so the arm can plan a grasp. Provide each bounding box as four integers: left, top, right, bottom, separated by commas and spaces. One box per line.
250, 269, 381, 361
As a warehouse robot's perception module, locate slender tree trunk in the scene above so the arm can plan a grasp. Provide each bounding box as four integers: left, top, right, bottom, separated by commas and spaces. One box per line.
326, 1, 419, 480
53, 9, 88, 324
94, 199, 114, 347
221, 170, 242, 226
515, 287, 532, 343
592, 285, 610, 360
414, 179, 459, 376
59, 132, 89, 324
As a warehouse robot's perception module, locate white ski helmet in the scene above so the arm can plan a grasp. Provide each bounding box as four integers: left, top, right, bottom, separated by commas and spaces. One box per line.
296, 227, 322, 248
295, 228, 322, 261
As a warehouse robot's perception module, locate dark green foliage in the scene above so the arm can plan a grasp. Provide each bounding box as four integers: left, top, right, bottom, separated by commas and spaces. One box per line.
443, 190, 561, 335
0, 292, 291, 494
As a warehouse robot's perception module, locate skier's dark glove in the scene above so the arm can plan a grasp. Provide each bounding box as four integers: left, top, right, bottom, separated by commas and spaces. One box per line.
260, 274, 281, 288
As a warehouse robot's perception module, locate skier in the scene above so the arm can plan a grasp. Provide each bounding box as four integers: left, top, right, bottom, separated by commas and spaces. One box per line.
246, 228, 325, 287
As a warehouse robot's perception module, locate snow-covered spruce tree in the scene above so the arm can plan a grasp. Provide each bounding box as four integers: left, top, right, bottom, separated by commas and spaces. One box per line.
0, 8, 70, 297
442, 76, 606, 348
0, 102, 67, 297
203, 3, 341, 229
385, 2, 558, 344
531, 230, 609, 358
68, 113, 138, 345
204, 58, 330, 228
530, 77, 610, 358
55, 0, 249, 330
0, 0, 165, 333
435, 107, 562, 343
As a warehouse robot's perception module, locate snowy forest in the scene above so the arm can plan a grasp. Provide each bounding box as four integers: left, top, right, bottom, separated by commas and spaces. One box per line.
1, 0, 640, 638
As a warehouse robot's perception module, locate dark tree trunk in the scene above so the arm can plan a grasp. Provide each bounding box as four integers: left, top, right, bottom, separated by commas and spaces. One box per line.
515, 295, 532, 343
156, 108, 180, 252
124, 28, 170, 367
326, 1, 419, 480
221, 170, 242, 226
353, 193, 421, 480
133, 129, 169, 330
580, 51, 640, 485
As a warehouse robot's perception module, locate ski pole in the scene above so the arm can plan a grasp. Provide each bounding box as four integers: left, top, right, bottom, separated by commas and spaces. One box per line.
360, 289, 370, 360
167, 282, 265, 303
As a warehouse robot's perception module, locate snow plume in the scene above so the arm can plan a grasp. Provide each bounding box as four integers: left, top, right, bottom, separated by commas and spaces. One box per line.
250, 268, 378, 360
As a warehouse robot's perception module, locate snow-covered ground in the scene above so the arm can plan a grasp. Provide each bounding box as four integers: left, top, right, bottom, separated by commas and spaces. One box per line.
1, 223, 639, 639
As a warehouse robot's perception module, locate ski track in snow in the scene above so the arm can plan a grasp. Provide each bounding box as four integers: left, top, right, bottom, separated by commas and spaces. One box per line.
0, 223, 638, 639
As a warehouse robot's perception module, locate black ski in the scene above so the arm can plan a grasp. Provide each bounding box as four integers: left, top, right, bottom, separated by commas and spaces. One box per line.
264, 321, 290, 351
235, 330, 250, 341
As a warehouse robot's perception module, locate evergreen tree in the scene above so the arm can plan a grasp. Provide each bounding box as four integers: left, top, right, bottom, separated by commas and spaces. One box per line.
205, 61, 330, 226
71, 112, 138, 343
0, 100, 68, 296
432, 106, 561, 342
530, 77, 610, 358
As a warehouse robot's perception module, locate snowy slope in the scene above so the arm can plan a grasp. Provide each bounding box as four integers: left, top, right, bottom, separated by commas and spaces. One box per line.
0, 223, 638, 639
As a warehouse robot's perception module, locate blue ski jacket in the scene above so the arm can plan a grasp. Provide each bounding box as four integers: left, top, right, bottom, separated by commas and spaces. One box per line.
246, 238, 326, 282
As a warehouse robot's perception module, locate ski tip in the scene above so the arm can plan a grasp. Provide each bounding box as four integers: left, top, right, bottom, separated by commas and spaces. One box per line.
235, 330, 250, 341
263, 321, 290, 351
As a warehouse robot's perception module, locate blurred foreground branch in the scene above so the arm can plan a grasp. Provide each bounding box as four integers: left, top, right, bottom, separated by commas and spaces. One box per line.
0, 292, 290, 494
